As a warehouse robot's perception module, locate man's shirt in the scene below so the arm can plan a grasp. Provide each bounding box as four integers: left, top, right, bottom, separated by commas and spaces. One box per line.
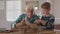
15, 14, 39, 24
11, 14, 39, 28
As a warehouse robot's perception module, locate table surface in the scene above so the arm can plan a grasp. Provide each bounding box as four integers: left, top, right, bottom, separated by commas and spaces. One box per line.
0, 26, 57, 34
0, 29, 57, 34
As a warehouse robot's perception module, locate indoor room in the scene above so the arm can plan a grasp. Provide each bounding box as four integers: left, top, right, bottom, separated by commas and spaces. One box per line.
0, 0, 60, 34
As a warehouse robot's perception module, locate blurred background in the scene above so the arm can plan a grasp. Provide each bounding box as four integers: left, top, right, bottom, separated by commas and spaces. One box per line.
0, 0, 60, 30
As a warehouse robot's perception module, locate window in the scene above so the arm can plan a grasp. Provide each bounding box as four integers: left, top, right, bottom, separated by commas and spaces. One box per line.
6, 0, 21, 21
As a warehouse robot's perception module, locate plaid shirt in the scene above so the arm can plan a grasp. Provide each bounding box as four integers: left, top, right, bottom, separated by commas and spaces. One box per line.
11, 14, 39, 28
41, 14, 55, 30
11, 14, 55, 30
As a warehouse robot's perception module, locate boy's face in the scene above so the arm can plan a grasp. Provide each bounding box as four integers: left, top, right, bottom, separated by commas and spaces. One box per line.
42, 8, 50, 15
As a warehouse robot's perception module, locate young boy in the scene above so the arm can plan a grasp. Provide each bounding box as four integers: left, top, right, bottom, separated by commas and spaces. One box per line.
35, 2, 55, 30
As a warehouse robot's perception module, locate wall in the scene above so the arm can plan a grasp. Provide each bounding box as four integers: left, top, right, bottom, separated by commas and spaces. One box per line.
0, 0, 8, 28
51, 0, 60, 25
21, 0, 47, 13
0, 0, 15, 28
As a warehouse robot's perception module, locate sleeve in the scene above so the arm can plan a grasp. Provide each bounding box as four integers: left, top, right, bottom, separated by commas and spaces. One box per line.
46, 16, 55, 29
36, 16, 40, 20
11, 14, 25, 28
15, 14, 25, 23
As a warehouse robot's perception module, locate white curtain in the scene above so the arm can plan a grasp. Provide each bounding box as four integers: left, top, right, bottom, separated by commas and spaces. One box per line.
6, 0, 21, 21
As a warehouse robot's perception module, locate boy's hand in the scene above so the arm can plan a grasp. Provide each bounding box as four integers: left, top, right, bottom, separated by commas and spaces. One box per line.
34, 20, 46, 25
34, 20, 42, 24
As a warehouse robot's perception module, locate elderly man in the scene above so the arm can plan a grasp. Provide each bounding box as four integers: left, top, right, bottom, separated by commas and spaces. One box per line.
11, 4, 40, 29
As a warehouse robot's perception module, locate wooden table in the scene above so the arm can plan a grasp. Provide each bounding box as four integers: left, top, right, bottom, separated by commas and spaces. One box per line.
0, 28, 56, 34
0, 26, 56, 34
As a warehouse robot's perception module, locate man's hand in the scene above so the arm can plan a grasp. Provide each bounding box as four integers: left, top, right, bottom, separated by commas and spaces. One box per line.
30, 24, 38, 29
20, 19, 25, 25
15, 19, 25, 28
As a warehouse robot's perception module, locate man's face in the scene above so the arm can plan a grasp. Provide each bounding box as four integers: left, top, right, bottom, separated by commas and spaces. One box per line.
26, 8, 33, 18
42, 8, 50, 15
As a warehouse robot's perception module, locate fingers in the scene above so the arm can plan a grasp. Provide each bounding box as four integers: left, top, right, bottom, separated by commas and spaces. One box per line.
20, 19, 25, 24
15, 19, 25, 28
34, 20, 41, 24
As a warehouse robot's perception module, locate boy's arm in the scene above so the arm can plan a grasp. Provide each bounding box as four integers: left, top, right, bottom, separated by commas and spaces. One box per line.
34, 16, 55, 29
46, 17, 55, 29
34, 20, 46, 25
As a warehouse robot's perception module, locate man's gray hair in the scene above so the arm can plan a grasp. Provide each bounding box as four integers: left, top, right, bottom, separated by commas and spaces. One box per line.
25, 4, 34, 11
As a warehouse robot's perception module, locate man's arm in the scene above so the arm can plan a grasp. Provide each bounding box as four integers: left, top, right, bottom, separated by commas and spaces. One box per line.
11, 14, 26, 28
15, 19, 25, 28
